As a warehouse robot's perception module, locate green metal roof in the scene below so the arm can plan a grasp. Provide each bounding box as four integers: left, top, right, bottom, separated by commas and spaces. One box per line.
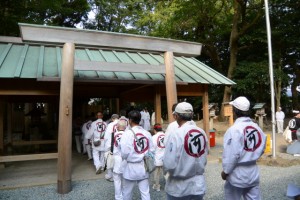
0, 41, 235, 85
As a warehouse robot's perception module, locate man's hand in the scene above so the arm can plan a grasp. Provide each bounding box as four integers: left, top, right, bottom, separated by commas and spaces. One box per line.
221, 171, 228, 180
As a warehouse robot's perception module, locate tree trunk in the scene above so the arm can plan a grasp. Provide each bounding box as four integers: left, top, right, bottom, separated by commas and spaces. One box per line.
220, 1, 240, 121
275, 56, 282, 109
292, 65, 300, 110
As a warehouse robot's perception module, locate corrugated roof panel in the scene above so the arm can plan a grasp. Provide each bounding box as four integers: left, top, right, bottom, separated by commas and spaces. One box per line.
14, 44, 29, 77
75, 49, 98, 78
0, 44, 12, 70
0, 44, 22, 77
175, 57, 217, 84
84, 49, 107, 79
55, 47, 62, 77
0, 42, 235, 85
0, 44, 8, 56
21, 45, 39, 78
125, 52, 152, 80
43, 47, 58, 77
150, 54, 182, 82
111, 51, 136, 80
137, 53, 165, 81
174, 57, 210, 84
185, 57, 235, 85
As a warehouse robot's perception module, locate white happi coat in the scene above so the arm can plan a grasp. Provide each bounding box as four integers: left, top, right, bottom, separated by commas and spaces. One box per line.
81, 120, 92, 145
141, 111, 151, 131
104, 119, 119, 152
163, 121, 208, 197
164, 121, 178, 145
120, 125, 154, 180
164, 120, 196, 145
85, 119, 107, 151
222, 117, 267, 188
112, 130, 124, 174
152, 131, 165, 166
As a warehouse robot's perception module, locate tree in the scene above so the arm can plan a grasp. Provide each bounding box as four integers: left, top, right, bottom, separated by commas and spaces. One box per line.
0, 0, 90, 36
270, 0, 300, 110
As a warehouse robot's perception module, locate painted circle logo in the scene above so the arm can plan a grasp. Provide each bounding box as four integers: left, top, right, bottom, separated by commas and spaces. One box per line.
157, 134, 165, 148
114, 133, 122, 147
243, 126, 262, 152
289, 119, 296, 129
184, 129, 206, 157
133, 133, 149, 154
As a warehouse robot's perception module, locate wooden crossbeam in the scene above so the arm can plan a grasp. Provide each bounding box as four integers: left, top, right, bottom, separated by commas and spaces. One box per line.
0, 153, 58, 162
74, 60, 166, 74
12, 140, 57, 146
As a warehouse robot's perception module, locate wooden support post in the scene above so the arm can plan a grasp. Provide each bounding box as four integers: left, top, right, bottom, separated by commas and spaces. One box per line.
155, 86, 162, 124
202, 85, 210, 145
116, 98, 120, 114
7, 102, 12, 153
57, 43, 75, 194
0, 100, 4, 155
164, 51, 177, 123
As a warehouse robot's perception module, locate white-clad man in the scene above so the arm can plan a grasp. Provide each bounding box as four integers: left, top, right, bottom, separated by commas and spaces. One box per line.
85, 111, 107, 174
104, 114, 119, 181
120, 110, 154, 200
276, 106, 285, 134
141, 107, 151, 131
112, 120, 127, 200
221, 96, 267, 200
164, 102, 208, 200
164, 103, 196, 145
152, 123, 165, 192
119, 109, 129, 130
81, 116, 93, 160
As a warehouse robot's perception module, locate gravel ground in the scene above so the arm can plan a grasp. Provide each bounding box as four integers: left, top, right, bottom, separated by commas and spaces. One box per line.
1, 161, 299, 200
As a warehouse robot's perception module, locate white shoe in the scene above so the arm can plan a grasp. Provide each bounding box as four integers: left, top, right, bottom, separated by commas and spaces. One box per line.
156, 185, 161, 192
105, 174, 112, 180
152, 184, 157, 190
106, 177, 114, 182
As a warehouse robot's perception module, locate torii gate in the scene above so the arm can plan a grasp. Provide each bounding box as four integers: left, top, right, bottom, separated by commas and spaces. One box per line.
19, 23, 208, 194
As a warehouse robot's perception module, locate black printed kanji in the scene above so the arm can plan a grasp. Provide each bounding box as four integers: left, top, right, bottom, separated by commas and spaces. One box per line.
184, 129, 206, 157
244, 126, 262, 152
157, 134, 165, 148
133, 133, 149, 154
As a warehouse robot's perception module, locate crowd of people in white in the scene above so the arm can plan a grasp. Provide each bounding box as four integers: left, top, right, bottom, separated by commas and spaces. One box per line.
73, 108, 168, 200
72, 98, 270, 200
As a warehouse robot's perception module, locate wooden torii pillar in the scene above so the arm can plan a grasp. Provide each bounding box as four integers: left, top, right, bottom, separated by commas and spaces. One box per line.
154, 85, 162, 124
164, 51, 177, 123
202, 85, 210, 145
57, 43, 75, 194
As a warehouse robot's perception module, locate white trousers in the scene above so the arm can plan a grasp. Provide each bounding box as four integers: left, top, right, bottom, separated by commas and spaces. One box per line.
122, 178, 150, 200
105, 169, 113, 179
276, 121, 284, 134
153, 166, 162, 189
82, 141, 87, 154
113, 172, 123, 200
75, 135, 82, 153
85, 144, 92, 159
92, 149, 105, 170
224, 181, 261, 200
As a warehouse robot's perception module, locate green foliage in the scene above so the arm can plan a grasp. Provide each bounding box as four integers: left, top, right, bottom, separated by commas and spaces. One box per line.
232, 61, 289, 102
0, 0, 90, 36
